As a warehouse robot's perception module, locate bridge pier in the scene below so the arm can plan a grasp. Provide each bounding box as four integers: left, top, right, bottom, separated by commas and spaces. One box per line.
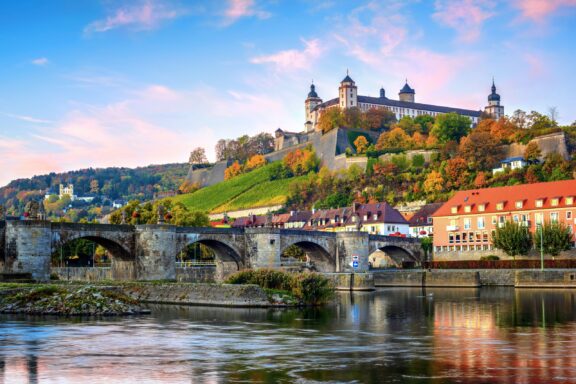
135, 225, 176, 281
4, 221, 52, 281
245, 228, 282, 269
336, 232, 370, 273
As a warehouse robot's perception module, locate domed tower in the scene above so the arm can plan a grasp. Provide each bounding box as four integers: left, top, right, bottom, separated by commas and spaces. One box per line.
484, 79, 504, 119
305, 82, 322, 132
339, 71, 357, 109
399, 80, 415, 102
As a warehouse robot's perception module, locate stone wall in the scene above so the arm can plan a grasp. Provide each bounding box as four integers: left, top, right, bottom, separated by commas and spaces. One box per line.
186, 160, 232, 188
379, 149, 439, 163
503, 132, 569, 160
121, 283, 271, 307
0, 221, 5, 270
515, 270, 576, 288
374, 271, 424, 286
324, 273, 375, 291
4, 220, 52, 281
373, 270, 480, 287
478, 269, 515, 286
52, 267, 112, 281
176, 267, 216, 283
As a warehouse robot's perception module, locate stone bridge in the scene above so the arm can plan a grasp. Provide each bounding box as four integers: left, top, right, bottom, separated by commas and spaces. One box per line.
0, 220, 422, 281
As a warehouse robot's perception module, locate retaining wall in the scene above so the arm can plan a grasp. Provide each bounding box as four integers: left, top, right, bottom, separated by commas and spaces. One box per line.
373, 270, 481, 287
176, 267, 216, 283
515, 270, 576, 288
52, 267, 112, 282
324, 273, 375, 291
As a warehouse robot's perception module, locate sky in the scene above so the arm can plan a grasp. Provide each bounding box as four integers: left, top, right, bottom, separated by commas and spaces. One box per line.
1, 0, 576, 187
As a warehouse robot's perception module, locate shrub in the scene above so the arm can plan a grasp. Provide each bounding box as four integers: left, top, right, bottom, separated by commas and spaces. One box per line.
479, 255, 500, 261
225, 269, 334, 305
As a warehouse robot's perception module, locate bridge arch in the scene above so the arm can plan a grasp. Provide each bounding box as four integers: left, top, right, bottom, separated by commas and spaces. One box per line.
369, 244, 418, 269
280, 240, 335, 272
176, 236, 245, 280
52, 233, 136, 280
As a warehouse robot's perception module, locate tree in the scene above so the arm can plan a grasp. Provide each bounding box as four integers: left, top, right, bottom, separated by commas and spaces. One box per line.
474, 171, 487, 188
430, 113, 471, 143
420, 237, 433, 261
492, 221, 533, 258
245, 154, 266, 171
224, 161, 243, 180
89, 179, 99, 194
362, 107, 396, 131
189, 147, 208, 165
548, 106, 559, 123
375, 127, 412, 149
444, 157, 469, 188
527, 111, 557, 131
523, 142, 541, 162
423, 171, 444, 194
395, 116, 420, 135
413, 114, 435, 134
317, 108, 343, 133
534, 221, 573, 256
353, 135, 369, 154
510, 109, 528, 130
458, 130, 502, 170
342, 107, 362, 128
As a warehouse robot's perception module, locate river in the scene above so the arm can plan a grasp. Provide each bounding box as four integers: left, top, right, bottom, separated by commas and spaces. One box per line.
1, 287, 576, 383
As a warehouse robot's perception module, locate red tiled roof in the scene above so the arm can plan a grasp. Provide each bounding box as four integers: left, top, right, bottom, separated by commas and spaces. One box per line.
433, 180, 576, 217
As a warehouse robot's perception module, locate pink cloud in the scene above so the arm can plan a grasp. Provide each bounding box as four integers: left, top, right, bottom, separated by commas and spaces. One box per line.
223, 0, 271, 25
432, 0, 495, 42
250, 39, 323, 72
84, 0, 184, 34
514, 0, 576, 22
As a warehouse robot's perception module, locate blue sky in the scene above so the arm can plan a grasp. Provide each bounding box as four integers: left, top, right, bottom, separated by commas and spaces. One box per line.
1, 0, 576, 186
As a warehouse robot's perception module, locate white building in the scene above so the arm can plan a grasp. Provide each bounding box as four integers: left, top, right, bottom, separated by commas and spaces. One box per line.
304, 74, 505, 132
492, 157, 529, 175
59, 184, 77, 201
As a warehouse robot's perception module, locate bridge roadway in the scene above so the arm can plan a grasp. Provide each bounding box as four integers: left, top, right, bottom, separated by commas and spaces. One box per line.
0, 220, 422, 281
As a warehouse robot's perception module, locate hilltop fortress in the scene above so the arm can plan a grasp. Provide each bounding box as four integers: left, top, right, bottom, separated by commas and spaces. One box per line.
187, 73, 547, 188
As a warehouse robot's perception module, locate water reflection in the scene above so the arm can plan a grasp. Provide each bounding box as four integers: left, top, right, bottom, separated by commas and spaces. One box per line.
1, 288, 576, 383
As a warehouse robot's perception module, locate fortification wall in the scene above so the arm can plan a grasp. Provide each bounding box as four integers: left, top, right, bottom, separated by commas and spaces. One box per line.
503, 132, 569, 160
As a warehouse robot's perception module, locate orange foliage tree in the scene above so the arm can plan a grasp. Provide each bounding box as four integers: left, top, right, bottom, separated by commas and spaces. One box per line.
354, 135, 369, 154
444, 157, 470, 188
375, 127, 413, 149
423, 171, 444, 194
224, 161, 243, 180
283, 147, 319, 176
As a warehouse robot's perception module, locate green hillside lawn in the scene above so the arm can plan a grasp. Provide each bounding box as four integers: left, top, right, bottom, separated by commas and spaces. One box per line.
213, 175, 306, 213
171, 163, 300, 213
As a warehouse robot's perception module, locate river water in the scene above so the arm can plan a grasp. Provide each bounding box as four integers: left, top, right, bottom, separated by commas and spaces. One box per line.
1, 287, 576, 383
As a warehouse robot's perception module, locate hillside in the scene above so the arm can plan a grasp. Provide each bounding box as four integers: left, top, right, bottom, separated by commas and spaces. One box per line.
171, 163, 306, 213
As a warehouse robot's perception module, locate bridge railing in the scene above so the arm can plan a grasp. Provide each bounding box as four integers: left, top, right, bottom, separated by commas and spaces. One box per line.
176, 261, 217, 268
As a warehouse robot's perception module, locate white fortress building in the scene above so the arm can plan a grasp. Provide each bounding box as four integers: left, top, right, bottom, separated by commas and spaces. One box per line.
304, 73, 504, 132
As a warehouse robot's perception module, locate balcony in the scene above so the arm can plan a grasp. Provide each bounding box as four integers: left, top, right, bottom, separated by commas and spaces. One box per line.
446, 225, 459, 231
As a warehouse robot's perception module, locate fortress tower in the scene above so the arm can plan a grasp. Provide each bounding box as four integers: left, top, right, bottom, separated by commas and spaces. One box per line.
398, 80, 415, 103
304, 83, 322, 132
338, 72, 357, 109
484, 79, 504, 119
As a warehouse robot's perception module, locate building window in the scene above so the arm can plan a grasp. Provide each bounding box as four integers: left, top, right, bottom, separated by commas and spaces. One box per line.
476, 232, 482, 242
535, 212, 544, 224
567, 211, 572, 220
496, 202, 504, 211
491, 216, 497, 225
483, 232, 489, 242
566, 197, 574, 205
536, 199, 543, 207
449, 233, 454, 244
515, 201, 523, 209
427, 217, 433, 224
464, 218, 471, 230
551, 198, 559, 207
455, 233, 461, 243
478, 204, 485, 212
464, 205, 471, 213
469, 231, 474, 242
451, 206, 458, 214
462, 232, 468, 242
477, 217, 485, 229
513, 214, 519, 222
551, 212, 559, 223
373, 214, 378, 220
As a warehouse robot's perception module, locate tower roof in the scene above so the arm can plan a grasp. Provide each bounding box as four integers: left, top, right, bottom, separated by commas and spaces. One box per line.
307, 83, 319, 98
341, 74, 355, 84
488, 79, 500, 102
399, 81, 415, 94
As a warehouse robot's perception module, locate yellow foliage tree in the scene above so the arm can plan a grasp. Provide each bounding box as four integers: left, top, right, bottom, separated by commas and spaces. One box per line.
354, 135, 369, 154
245, 154, 266, 171
423, 171, 444, 194
375, 127, 413, 150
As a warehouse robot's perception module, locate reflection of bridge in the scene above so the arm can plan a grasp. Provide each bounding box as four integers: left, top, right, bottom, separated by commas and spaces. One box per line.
0, 220, 422, 281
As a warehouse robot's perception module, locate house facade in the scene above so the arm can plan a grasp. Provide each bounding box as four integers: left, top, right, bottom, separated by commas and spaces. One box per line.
408, 203, 443, 238
432, 180, 576, 260
344, 202, 409, 236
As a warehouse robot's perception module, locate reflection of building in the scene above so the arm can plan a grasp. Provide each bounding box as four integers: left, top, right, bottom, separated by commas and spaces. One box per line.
304, 74, 493, 132
433, 179, 576, 258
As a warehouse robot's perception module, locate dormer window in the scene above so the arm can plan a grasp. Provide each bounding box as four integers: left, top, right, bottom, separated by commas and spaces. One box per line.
451, 206, 458, 214
478, 204, 485, 212
373, 214, 378, 220
536, 199, 544, 208
567, 197, 574, 205
496, 202, 505, 211
363, 215, 368, 221
515, 200, 523, 209
551, 198, 559, 207
464, 205, 471, 213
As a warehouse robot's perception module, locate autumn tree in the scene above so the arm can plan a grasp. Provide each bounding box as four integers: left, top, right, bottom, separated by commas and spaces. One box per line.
413, 114, 435, 134
342, 107, 362, 128
362, 107, 397, 131
458, 130, 502, 170
474, 171, 487, 188
189, 147, 208, 165
224, 161, 243, 180
423, 171, 444, 194
354, 135, 369, 154
317, 108, 343, 133
283, 147, 319, 176
431, 112, 471, 143
375, 127, 413, 149
215, 133, 274, 162
524, 165, 541, 183
444, 157, 469, 188
395, 116, 420, 135
523, 142, 541, 162
245, 154, 266, 171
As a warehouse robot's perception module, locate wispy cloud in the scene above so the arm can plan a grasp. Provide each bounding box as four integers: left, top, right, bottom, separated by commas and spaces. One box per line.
432, 0, 495, 42
223, 0, 271, 25
250, 39, 323, 72
84, 0, 185, 34
0, 111, 53, 124
31, 57, 49, 66
514, 0, 576, 22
